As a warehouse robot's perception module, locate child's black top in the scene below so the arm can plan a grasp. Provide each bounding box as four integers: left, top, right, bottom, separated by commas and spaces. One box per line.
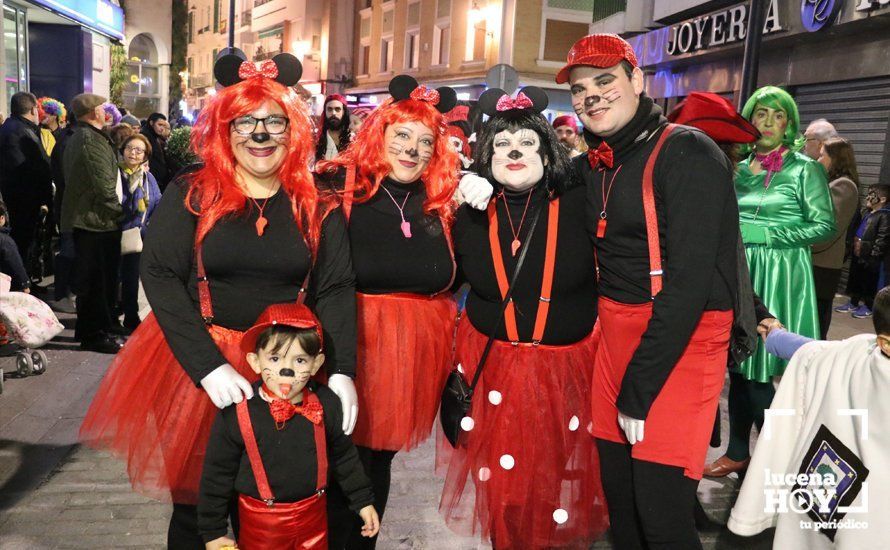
0, 226, 29, 291
198, 380, 373, 543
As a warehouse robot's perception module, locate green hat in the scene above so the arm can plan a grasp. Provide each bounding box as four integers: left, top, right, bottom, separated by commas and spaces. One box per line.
70, 93, 107, 118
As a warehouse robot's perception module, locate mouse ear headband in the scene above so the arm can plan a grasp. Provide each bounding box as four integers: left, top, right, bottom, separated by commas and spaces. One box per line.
214, 48, 303, 87
478, 86, 549, 116
388, 74, 458, 114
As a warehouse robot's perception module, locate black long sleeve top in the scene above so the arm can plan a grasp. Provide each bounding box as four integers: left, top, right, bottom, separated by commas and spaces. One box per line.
580, 95, 739, 420
0, 227, 29, 291
140, 179, 357, 385
198, 381, 374, 543
454, 183, 597, 345
348, 177, 453, 294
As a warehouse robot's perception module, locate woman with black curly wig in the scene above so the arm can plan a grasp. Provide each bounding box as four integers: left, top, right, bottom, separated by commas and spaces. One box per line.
439, 87, 608, 549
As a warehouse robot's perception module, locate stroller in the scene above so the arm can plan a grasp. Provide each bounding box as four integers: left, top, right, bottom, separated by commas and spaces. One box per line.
0, 273, 64, 393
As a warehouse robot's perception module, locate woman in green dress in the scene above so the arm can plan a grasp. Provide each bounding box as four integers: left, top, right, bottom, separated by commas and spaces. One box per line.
705, 86, 835, 477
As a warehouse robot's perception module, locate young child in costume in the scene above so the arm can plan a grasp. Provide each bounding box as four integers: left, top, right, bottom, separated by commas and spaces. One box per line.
199, 303, 379, 550
728, 286, 890, 548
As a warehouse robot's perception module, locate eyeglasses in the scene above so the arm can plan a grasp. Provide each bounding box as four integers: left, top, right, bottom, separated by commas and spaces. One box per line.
124, 146, 146, 154
231, 115, 289, 135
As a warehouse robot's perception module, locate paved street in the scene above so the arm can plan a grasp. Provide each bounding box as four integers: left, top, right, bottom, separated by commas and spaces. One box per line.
0, 299, 869, 549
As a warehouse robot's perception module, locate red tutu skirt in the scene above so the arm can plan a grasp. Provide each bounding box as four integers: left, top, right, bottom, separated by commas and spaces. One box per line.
79, 314, 256, 504
439, 317, 609, 549
351, 292, 457, 451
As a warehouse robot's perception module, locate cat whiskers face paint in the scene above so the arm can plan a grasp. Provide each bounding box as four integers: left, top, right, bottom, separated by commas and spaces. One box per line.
384, 121, 436, 183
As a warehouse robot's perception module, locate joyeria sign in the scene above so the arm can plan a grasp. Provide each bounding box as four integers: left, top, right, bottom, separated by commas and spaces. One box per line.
801, 0, 842, 32
665, 0, 784, 55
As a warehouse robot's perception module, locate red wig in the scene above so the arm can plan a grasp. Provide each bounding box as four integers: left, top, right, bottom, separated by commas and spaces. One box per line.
187, 77, 326, 253
317, 96, 459, 226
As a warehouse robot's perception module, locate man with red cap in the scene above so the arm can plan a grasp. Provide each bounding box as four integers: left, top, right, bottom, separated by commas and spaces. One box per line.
315, 94, 352, 161
561, 34, 740, 548
552, 114, 583, 158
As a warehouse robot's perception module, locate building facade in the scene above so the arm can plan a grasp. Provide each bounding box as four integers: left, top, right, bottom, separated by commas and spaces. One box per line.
0, 0, 124, 115
623, 0, 890, 189
347, 0, 598, 121
183, 0, 354, 116
123, 0, 173, 117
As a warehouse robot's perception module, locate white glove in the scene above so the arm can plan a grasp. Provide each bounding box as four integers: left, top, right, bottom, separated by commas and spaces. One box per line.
618, 412, 645, 445
459, 173, 494, 211
328, 374, 359, 435
200, 364, 254, 409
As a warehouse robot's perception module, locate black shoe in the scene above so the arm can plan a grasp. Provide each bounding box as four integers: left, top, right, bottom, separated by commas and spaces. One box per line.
106, 322, 132, 336
80, 335, 124, 354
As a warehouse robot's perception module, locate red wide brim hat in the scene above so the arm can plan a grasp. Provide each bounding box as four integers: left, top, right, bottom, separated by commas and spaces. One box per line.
667, 92, 760, 144
556, 34, 639, 84
240, 302, 323, 354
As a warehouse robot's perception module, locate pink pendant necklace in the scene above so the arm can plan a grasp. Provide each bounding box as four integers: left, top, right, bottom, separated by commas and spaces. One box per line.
380, 185, 412, 238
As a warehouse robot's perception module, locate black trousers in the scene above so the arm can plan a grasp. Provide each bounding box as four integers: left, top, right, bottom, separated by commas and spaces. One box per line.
5, 195, 39, 265
327, 447, 397, 550
72, 229, 121, 341
596, 439, 701, 550
120, 251, 141, 327
813, 266, 842, 340
726, 372, 775, 462
846, 258, 879, 309
54, 231, 76, 300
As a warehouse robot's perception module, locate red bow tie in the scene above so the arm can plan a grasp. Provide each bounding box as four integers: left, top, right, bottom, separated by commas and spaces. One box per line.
588, 142, 614, 171
268, 392, 324, 425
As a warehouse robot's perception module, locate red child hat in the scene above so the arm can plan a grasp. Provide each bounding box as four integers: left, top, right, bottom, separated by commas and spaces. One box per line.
552, 115, 578, 132
240, 303, 323, 354
667, 92, 761, 144
556, 34, 639, 84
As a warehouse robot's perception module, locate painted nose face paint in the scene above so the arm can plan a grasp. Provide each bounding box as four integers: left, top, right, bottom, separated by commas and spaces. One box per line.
584, 95, 603, 107
251, 132, 271, 143
508, 149, 523, 160
405, 147, 419, 158
279, 368, 295, 377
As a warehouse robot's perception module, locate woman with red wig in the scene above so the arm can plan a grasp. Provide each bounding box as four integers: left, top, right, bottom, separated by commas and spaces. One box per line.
316, 74, 460, 550
79, 51, 359, 548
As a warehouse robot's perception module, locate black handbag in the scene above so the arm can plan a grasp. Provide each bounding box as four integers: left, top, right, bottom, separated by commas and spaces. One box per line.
440, 202, 544, 447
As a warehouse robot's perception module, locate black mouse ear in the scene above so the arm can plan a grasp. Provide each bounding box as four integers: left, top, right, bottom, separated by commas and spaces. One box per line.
271, 53, 302, 86
389, 75, 419, 101
435, 86, 457, 113
520, 86, 549, 113
478, 88, 507, 117
214, 53, 247, 87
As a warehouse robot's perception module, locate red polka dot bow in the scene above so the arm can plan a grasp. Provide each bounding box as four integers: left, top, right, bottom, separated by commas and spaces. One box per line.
269, 397, 324, 425
238, 59, 279, 81
588, 141, 614, 171
410, 86, 440, 105
496, 92, 534, 112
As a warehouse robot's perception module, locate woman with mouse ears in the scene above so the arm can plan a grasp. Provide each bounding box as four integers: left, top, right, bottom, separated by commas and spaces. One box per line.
80, 50, 359, 548
315, 74, 460, 550
439, 87, 608, 549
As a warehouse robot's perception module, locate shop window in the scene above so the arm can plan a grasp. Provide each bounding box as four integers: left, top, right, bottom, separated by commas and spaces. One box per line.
123, 33, 162, 118
3, 5, 27, 100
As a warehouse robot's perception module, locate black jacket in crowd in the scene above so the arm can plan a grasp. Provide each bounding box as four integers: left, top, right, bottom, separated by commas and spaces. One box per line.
856, 207, 890, 268
0, 226, 29, 291
0, 115, 52, 208
141, 125, 171, 191
50, 122, 78, 226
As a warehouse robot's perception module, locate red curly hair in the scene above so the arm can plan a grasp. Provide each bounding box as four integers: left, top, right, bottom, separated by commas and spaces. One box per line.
317, 96, 459, 225
186, 77, 327, 254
